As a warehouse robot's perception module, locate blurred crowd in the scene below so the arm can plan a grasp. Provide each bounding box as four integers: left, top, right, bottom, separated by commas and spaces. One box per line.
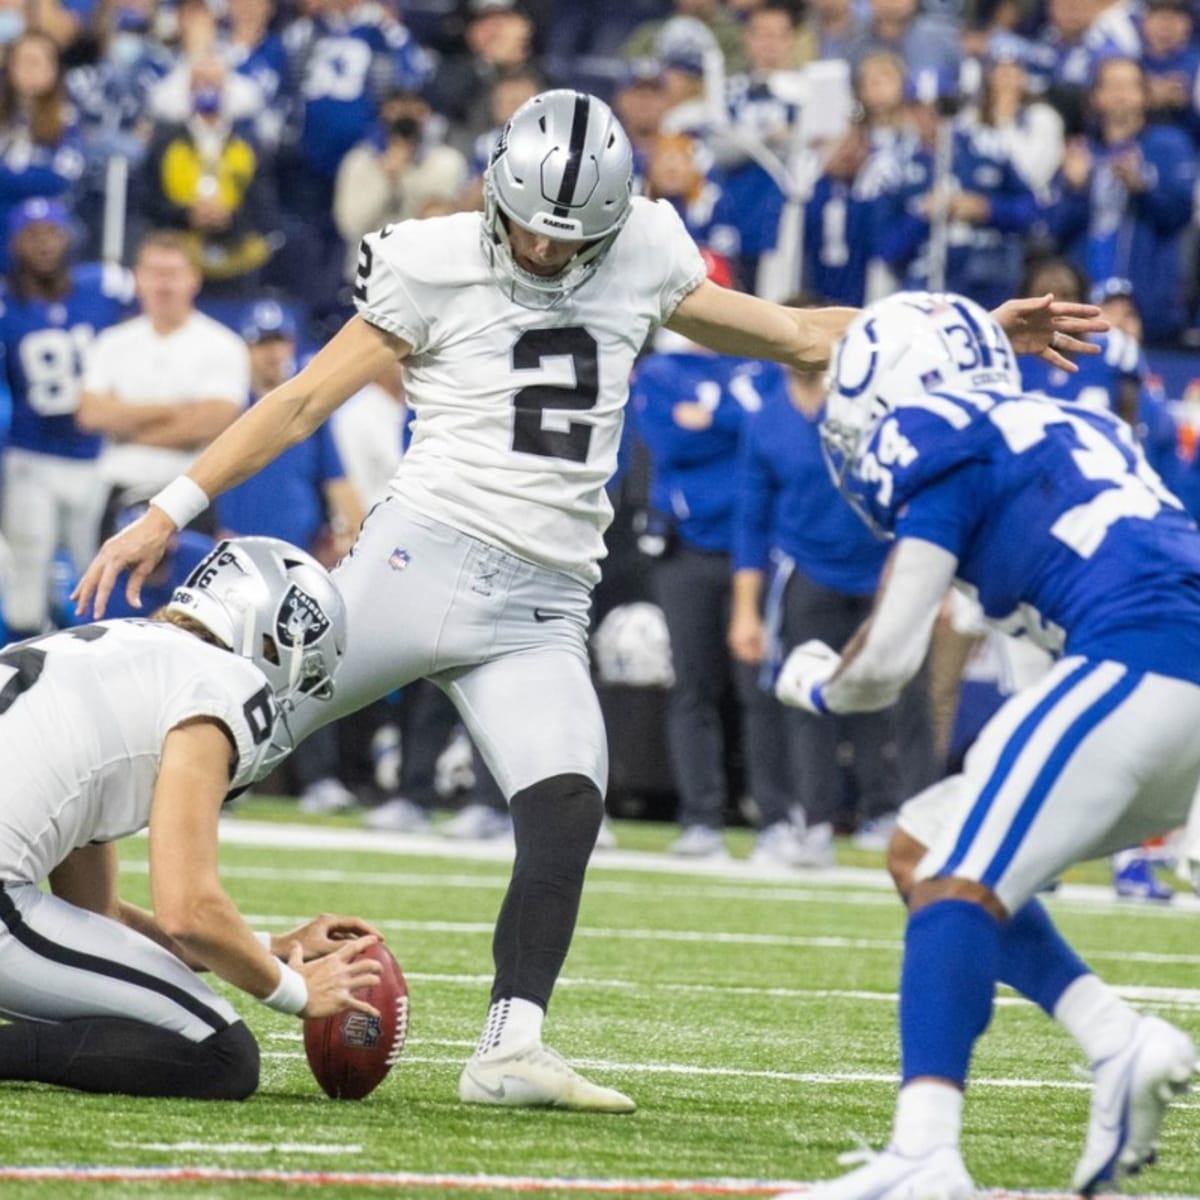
2, 0, 1200, 891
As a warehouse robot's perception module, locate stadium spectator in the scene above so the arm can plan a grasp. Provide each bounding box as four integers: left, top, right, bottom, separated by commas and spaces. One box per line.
216, 300, 364, 815
732, 319, 929, 861
644, 132, 740, 268
1038, 0, 1137, 100
334, 90, 468, 276
139, 54, 278, 293
0, 30, 84, 274
464, 66, 543, 199
76, 230, 248, 537
801, 0, 865, 63
65, 0, 173, 173
855, 50, 907, 151
657, 36, 714, 136
612, 64, 669, 188
630, 317, 799, 863
27, 0, 96, 51
227, 0, 288, 152
427, 0, 537, 146
845, 0, 962, 77
719, 3, 799, 289
621, 0, 748, 74
1044, 56, 1195, 344
1140, 0, 1200, 143
0, 198, 133, 640
277, 0, 431, 319
878, 70, 1037, 309
802, 120, 894, 306
972, 33, 1065, 195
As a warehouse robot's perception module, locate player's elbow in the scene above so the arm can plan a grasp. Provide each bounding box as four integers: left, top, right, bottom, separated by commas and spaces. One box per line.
155, 889, 226, 947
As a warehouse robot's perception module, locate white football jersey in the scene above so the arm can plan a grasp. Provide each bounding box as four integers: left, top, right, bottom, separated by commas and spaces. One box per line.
0, 621, 276, 884
354, 198, 707, 585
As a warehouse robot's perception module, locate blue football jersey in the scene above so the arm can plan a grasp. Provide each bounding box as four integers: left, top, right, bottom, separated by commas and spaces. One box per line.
0, 263, 133, 460
848, 389, 1200, 683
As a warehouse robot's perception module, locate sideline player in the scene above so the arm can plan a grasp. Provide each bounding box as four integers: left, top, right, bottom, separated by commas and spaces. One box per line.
74, 90, 1104, 1113
0, 537, 383, 1100
773, 292, 1199, 1198
0, 198, 133, 640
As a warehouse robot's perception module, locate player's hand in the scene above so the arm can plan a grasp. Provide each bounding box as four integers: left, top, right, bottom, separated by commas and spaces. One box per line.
294, 935, 383, 1019
72, 506, 176, 619
728, 610, 767, 664
274, 914, 385, 960
991, 293, 1107, 373
775, 639, 840, 713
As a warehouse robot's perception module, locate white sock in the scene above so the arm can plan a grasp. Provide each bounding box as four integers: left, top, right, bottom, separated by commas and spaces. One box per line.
1054, 973, 1138, 1064
891, 1080, 963, 1156
475, 997, 544, 1058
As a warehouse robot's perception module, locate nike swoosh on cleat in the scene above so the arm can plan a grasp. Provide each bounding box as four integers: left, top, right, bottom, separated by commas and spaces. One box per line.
465, 1071, 507, 1100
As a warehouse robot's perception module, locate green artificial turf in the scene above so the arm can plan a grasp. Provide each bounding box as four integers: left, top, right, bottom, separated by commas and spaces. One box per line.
0, 804, 1195, 1198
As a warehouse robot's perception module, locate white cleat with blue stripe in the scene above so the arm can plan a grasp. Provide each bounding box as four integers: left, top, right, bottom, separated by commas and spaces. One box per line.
1073, 1015, 1196, 1194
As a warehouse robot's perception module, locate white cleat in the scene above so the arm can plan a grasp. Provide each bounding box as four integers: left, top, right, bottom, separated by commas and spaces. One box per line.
1073, 1015, 1196, 1194
458, 1041, 636, 1113
775, 1144, 974, 1200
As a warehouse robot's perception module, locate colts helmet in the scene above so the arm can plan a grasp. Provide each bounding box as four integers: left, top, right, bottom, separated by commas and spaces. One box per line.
821, 291, 1021, 496
482, 89, 633, 308
163, 537, 347, 775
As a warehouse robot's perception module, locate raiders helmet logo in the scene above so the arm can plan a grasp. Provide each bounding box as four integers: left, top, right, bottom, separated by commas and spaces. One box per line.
276, 585, 331, 648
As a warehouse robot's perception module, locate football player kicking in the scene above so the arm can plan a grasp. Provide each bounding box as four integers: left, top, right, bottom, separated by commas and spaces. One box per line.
0, 537, 384, 1100
74, 90, 1103, 1113
774, 293, 1199, 1199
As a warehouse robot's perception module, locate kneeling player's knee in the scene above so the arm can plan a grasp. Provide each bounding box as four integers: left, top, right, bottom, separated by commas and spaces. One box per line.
887, 828, 926, 903
204, 1021, 260, 1100
510, 773, 604, 871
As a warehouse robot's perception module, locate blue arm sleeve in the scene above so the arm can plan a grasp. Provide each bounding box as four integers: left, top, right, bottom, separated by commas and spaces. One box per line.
1135, 130, 1195, 234
731, 413, 777, 573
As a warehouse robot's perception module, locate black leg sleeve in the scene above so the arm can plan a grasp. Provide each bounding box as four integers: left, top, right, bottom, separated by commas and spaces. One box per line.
0, 1017, 259, 1100
490, 772, 603, 1010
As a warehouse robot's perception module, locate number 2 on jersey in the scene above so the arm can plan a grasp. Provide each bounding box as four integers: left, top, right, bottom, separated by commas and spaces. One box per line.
509, 326, 599, 464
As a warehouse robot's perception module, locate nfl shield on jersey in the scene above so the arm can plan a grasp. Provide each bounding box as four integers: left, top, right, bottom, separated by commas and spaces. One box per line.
351, 198, 707, 584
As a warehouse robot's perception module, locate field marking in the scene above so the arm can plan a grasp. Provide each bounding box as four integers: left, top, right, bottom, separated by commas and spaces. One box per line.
239, 914, 1200, 967
204, 820, 1200, 918
3, 1166, 1198, 1199
116, 1142, 362, 1156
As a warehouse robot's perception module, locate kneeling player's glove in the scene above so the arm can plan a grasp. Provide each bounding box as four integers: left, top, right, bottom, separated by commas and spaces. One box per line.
775, 640, 840, 713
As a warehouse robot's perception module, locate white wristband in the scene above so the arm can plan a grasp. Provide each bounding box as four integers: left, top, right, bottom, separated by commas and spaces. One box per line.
149, 476, 209, 529
262, 961, 308, 1016
254, 930, 274, 953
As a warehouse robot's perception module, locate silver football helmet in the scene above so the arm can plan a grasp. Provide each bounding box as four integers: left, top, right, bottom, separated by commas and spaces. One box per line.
163, 537, 347, 775
821, 291, 1021, 500
482, 88, 633, 309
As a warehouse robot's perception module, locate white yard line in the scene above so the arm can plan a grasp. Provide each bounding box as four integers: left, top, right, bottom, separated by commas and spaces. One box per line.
199, 820, 1200, 917
114, 1142, 362, 1155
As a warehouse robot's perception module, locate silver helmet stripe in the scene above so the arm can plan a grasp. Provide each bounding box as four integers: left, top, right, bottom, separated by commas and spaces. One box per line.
551, 92, 592, 217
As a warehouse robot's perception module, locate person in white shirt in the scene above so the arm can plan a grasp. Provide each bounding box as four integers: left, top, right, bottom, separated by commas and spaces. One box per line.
0, 537, 383, 1100
75, 89, 1102, 1114
76, 230, 249, 537
332, 360, 405, 509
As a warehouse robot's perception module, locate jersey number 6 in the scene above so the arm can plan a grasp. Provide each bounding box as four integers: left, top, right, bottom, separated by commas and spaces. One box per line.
510, 326, 599, 464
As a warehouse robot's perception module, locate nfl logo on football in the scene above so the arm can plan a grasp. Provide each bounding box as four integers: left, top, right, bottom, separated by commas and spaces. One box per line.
342, 1012, 382, 1049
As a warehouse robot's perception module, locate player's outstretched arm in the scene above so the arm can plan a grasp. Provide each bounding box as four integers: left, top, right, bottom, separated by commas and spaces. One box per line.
73, 316, 409, 618
149, 719, 384, 1019
665, 279, 857, 369
991, 293, 1107, 372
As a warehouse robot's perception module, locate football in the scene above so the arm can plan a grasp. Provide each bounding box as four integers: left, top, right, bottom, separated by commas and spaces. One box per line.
303, 941, 409, 1100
